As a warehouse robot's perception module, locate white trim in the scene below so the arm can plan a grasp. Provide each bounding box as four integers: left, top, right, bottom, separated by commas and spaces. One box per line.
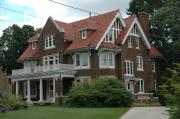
32, 42, 36, 49
95, 12, 125, 50
81, 29, 87, 39
127, 36, 132, 48
122, 18, 151, 49
136, 56, 144, 71
74, 52, 90, 69
99, 52, 115, 69
138, 79, 144, 94
124, 60, 134, 76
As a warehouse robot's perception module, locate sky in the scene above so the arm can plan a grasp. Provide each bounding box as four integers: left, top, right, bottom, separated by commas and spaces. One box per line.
0, 0, 131, 36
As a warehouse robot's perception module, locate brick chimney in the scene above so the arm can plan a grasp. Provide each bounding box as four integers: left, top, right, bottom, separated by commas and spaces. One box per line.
136, 12, 150, 39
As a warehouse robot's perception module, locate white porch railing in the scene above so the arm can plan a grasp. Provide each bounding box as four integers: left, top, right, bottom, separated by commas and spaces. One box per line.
12, 64, 75, 76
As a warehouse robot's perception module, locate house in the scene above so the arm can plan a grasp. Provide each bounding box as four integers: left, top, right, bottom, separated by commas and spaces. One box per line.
0, 69, 12, 95
11, 10, 162, 105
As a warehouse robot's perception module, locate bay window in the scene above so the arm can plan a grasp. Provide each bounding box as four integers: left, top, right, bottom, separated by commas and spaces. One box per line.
99, 52, 114, 68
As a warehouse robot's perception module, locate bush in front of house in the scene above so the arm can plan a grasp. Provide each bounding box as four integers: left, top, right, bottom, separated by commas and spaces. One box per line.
65, 77, 133, 107
0, 95, 27, 111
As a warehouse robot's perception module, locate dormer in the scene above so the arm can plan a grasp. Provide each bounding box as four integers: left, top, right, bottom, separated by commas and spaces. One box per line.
79, 27, 96, 39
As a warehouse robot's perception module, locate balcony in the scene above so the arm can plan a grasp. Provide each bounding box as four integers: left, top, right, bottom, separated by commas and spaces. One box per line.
12, 64, 75, 77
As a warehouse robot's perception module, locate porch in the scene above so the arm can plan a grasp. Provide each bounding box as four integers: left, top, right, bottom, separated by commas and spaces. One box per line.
11, 63, 76, 104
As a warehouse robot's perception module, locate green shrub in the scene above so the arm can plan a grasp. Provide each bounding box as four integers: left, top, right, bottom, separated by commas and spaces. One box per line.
0, 95, 27, 110
65, 77, 133, 107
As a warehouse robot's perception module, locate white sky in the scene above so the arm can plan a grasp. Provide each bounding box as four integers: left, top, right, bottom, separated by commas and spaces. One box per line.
0, 0, 131, 36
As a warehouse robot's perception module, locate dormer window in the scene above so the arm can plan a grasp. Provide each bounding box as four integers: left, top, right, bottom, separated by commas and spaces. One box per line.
32, 42, 36, 49
45, 35, 55, 49
81, 29, 87, 39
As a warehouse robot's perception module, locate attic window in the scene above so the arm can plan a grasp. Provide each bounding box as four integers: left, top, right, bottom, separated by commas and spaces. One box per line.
81, 29, 87, 39
103, 18, 122, 43
131, 24, 139, 35
32, 42, 36, 49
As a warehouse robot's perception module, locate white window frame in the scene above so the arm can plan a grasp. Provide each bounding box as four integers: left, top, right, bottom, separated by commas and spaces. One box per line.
32, 42, 36, 49
44, 35, 55, 49
81, 29, 87, 39
136, 56, 144, 71
103, 18, 122, 43
131, 24, 139, 35
124, 61, 134, 76
74, 53, 90, 69
152, 59, 156, 73
43, 54, 59, 71
135, 37, 140, 49
99, 52, 115, 68
138, 79, 144, 94
127, 36, 132, 48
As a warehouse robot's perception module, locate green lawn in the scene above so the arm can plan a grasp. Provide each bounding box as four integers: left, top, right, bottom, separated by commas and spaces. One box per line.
0, 106, 128, 119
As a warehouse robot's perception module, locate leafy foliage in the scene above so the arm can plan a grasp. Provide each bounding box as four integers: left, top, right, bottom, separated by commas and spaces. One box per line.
0, 95, 27, 110
0, 24, 40, 74
65, 77, 133, 107
127, 0, 163, 15
156, 63, 180, 119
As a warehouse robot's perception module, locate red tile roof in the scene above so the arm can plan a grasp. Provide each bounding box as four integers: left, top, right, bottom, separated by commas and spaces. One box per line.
19, 34, 39, 60
56, 10, 119, 51
150, 46, 163, 57
19, 45, 39, 60
117, 16, 136, 44
100, 42, 120, 49
27, 33, 40, 42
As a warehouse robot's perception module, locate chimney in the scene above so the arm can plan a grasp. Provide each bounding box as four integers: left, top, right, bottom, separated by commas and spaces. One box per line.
136, 12, 150, 39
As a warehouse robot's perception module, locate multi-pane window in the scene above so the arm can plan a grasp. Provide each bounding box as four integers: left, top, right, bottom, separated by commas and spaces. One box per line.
127, 36, 132, 48
136, 56, 143, 71
45, 35, 55, 49
100, 52, 114, 68
81, 29, 87, 39
75, 53, 89, 69
43, 54, 59, 66
131, 24, 138, 34
138, 79, 144, 93
135, 37, 140, 49
32, 42, 36, 49
103, 18, 122, 43
124, 61, 133, 76
152, 59, 156, 72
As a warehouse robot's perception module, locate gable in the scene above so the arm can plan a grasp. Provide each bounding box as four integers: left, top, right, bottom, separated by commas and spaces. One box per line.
121, 18, 151, 49
95, 11, 126, 50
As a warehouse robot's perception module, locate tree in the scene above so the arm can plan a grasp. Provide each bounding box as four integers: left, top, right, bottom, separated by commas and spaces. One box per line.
157, 63, 180, 119
150, 0, 180, 65
0, 24, 38, 74
127, 0, 163, 15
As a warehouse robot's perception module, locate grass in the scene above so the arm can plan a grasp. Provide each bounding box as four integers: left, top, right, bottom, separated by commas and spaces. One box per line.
0, 106, 128, 119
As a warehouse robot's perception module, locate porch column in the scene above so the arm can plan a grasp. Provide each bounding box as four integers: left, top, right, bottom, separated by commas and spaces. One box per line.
15, 81, 19, 97
52, 78, 56, 103
39, 79, 44, 102
27, 80, 31, 103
